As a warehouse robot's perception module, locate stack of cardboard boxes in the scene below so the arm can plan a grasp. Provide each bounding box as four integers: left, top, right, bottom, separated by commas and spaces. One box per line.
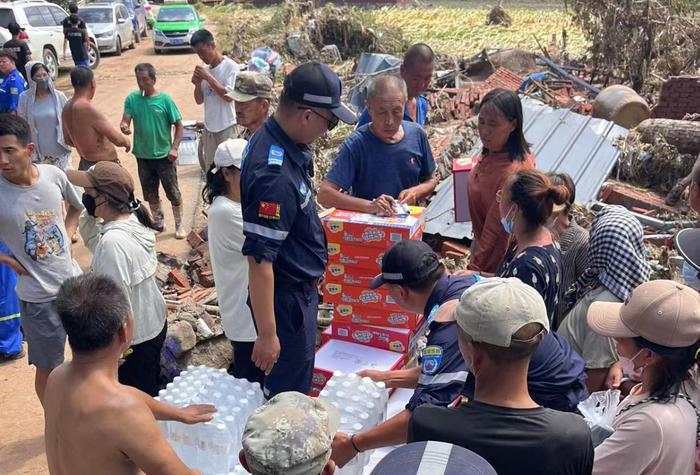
310, 207, 428, 395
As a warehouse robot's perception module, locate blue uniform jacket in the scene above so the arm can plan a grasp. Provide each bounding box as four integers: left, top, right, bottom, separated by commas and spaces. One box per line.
406, 274, 476, 411
240, 117, 327, 285
0, 69, 26, 113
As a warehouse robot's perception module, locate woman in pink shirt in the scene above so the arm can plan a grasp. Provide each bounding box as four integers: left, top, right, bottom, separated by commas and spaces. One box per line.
587, 280, 700, 475
466, 88, 534, 274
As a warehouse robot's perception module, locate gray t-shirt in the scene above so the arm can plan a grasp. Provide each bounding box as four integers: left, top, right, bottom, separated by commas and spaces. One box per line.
0, 164, 83, 302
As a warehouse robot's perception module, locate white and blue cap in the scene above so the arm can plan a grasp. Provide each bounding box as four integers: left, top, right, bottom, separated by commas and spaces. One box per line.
371, 441, 497, 475
283, 61, 357, 125
212, 138, 247, 173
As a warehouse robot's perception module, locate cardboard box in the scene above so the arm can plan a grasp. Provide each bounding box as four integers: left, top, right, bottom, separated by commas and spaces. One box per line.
320, 325, 332, 346
312, 339, 406, 390
325, 263, 378, 288
453, 157, 477, 223
326, 242, 384, 271
333, 304, 421, 330
331, 318, 427, 354
324, 282, 400, 312
323, 207, 426, 249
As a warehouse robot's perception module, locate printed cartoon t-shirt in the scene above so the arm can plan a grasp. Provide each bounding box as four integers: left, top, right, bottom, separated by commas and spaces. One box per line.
0, 164, 83, 303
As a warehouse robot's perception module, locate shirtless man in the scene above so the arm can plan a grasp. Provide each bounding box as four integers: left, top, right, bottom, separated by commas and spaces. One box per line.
62, 66, 130, 171
45, 273, 215, 475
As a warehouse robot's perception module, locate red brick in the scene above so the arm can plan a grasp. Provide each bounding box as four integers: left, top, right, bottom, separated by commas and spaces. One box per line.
187, 230, 204, 249
169, 269, 191, 289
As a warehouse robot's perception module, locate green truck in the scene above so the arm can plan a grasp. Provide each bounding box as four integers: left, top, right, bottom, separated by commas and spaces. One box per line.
151, 3, 204, 54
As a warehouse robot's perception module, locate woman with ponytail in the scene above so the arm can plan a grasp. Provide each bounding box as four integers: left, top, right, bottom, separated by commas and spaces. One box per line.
588, 280, 700, 475
491, 169, 589, 412
67, 161, 166, 396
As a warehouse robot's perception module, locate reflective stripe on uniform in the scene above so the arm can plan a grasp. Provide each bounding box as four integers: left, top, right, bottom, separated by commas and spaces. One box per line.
0, 312, 20, 322
418, 370, 469, 386
243, 222, 289, 241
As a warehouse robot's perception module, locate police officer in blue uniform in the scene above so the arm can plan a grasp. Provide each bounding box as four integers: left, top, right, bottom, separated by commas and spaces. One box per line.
240, 61, 356, 399
331, 240, 478, 466
0, 49, 26, 114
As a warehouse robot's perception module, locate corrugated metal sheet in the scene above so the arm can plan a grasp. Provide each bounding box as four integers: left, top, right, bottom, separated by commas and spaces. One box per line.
424, 96, 629, 238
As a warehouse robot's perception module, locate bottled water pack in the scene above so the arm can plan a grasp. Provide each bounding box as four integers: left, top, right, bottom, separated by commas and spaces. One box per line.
318, 371, 389, 475
155, 365, 264, 475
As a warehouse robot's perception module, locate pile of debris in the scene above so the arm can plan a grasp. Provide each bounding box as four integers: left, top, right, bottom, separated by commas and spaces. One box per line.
156, 228, 234, 374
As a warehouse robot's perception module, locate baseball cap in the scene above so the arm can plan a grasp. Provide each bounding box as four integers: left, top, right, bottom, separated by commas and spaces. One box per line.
369, 240, 440, 289
242, 391, 340, 475
587, 280, 700, 348
212, 138, 247, 173
371, 441, 496, 475
455, 277, 550, 347
226, 71, 273, 102
283, 61, 357, 125
675, 228, 700, 272
66, 161, 134, 203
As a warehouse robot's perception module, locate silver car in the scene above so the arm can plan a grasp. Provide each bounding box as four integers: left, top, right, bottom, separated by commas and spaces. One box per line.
80, 3, 134, 55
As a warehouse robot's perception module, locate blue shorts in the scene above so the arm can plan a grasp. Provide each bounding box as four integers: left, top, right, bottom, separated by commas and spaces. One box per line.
75, 59, 90, 68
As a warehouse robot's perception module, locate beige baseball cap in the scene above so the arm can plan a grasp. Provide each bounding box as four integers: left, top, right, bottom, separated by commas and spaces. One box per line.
242, 391, 339, 475
454, 277, 550, 347
588, 280, 700, 348
66, 161, 134, 203
226, 71, 273, 102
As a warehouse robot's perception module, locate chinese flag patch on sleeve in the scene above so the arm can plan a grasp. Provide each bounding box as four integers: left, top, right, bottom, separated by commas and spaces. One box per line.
258, 201, 281, 220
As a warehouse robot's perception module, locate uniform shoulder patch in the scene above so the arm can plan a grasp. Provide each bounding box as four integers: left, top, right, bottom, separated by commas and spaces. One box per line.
258, 201, 281, 220
420, 345, 444, 375
267, 144, 284, 167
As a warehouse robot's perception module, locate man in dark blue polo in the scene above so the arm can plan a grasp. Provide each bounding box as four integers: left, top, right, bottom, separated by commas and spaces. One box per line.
356, 43, 434, 128
0, 49, 25, 114
240, 61, 356, 399
317, 75, 437, 216
331, 240, 477, 467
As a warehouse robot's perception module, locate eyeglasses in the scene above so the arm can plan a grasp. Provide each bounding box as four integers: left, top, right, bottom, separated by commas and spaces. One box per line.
298, 107, 339, 131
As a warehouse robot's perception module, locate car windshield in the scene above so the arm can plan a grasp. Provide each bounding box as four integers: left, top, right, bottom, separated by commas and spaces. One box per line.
81, 9, 114, 23
157, 8, 195, 22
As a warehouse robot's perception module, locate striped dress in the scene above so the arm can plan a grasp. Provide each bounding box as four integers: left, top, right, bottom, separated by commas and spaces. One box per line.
555, 220, 589, 329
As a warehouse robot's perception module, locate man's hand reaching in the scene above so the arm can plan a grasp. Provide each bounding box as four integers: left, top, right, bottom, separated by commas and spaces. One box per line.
178, 404, 217, 424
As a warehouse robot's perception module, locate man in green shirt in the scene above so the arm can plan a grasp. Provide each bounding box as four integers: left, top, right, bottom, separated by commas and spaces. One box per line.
120, 63, 186, 238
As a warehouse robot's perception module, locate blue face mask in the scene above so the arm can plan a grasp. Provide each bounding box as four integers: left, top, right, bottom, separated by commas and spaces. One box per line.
501, 206, 515, 234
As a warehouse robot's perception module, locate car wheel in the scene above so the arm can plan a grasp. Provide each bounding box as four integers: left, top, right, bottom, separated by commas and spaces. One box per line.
115, 36, 122, 56
43, 48, 59, 81
88, 42, 101, 70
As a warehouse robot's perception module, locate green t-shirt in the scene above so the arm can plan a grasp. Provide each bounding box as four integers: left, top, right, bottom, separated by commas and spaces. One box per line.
124, 91, 182, 159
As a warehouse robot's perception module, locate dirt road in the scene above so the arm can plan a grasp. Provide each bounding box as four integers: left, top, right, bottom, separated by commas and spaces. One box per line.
0, 37, 205, 475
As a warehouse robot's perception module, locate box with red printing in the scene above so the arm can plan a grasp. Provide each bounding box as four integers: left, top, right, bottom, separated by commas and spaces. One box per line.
320, 325, 332, 346
311, 339, 406, 390
326, 242, 384, 271
331, 318, 427, 354
333, 303, 421, 330
322, 207, 426, 249
324, 282, 400, 312
325, 263, 377, 288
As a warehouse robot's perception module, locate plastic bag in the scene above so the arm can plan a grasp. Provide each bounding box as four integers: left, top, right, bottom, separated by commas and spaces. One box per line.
577, 389, 621, 447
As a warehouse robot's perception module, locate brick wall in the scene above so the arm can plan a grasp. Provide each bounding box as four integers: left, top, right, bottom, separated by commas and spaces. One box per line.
651, 76, 700, 120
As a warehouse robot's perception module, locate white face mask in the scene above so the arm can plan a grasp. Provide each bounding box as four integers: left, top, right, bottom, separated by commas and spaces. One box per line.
619, 349, 646, 381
